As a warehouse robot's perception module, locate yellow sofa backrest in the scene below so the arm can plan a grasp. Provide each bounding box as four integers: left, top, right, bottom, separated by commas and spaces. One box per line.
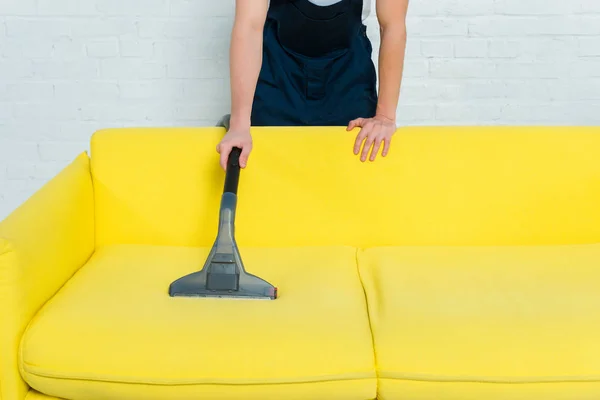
91, 126, 600, 248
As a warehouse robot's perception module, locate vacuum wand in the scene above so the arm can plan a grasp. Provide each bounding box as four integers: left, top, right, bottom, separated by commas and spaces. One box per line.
224, 147, 241, 194
168, 146, 278, 300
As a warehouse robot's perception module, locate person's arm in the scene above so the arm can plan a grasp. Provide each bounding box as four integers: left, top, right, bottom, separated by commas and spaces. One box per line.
229, 0, 269, 132
349, 0, 409, 162
374, 0, 409, 122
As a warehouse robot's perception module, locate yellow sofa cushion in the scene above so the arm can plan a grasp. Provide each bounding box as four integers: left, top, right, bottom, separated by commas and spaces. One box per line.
91, 126, 600, 249
20, 245, 376, 400
359, 245, 600, 399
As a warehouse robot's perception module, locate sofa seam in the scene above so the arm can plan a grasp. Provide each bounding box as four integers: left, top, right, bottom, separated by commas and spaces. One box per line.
20, 364, 376, 386
86, 150, 97, 260
379, 375, 600, 384
355, 247, 379, 397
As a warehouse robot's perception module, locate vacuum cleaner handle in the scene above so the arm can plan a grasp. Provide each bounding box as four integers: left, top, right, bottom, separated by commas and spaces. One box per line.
224, 147, 242, 195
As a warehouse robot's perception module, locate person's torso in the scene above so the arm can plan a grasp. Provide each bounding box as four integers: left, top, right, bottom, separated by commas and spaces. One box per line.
268, 0, 371, 21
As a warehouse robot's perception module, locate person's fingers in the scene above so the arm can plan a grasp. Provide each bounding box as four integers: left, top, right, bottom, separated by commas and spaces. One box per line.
347, 118, 365, 131
353, 126, 369, 155
219, 144, 232, 170
370, 135, 383, 161
360, 129, 377, 162
239, 143, 251, 168
382, 137, 392, 157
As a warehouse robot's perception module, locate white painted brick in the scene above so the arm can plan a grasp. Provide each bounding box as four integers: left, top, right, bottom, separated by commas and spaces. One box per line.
420, 40, 454, 58
403, 39, 421, 59
454, 39, 488, 58
500, 80, 554, 102
0, 162, 6, 187
435, 103, 503, 122
490, 38, 580, 60
564, 16, 600, 35
118, 81, 184, 101
576, 0, 600, 13
0, 140, 39, 162
79, 102, 173, 122
409, 0, 495, 16
0, 39, 54, 58
452, 80, 508, 100
152, 40, 188, 59
2, 83, 54, 102
166, 59, 228, 79
100, 58, 166, 79
54, 82, 120, 102
86, 39, 119, 57
172, 104, 231, 121
429, 59, 497, 79
0, 104, 12, 120
500, 103, 600, 124
551, 79, 600, 100
69, 17, 138, 38
5, 18, 71, 38
170, 0, 234, 17
0, 121, 66, 141
523, 38, 580, 60
488, 40, 521, 58
5, 163, 36, 180
469, 16, 600, 37
37, 0, 97, 16
96, 0, 169, 16
138, 17, 232, 39
570, 60, 600, 78
168, 119, 217, 127
396, 104, 436, 124
52, 37, 87, 59
578, 37, 600, 56
407, 17, 469, 37
494, 0, 576, 15
0, 0, 36, 16
399, 80, 462, 102
181, 79, 230, 103
154, 38, 230, 60
401, 60, 429, 78
0, 60, 34, 79
119, 40, 154, 58
495, 60, 570, 78
12, 103, 81, 121
55, 122, 110, 141
31, 59, 100, 79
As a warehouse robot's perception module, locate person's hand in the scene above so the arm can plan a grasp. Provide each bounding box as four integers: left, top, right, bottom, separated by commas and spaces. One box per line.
216, 128, 252, 170
347, 114, 397, 162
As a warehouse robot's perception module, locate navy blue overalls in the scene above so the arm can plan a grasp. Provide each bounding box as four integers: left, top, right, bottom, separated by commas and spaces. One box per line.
250, 0, 378, 126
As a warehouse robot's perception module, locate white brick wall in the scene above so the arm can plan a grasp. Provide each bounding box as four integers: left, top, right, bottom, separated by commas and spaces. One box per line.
1, 0, 600, 219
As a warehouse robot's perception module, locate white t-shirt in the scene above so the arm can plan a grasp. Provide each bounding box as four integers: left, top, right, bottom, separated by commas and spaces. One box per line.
305, 0, 372, 21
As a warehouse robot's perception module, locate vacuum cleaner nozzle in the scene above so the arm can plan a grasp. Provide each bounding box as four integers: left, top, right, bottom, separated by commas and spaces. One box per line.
168, 146, 278, 300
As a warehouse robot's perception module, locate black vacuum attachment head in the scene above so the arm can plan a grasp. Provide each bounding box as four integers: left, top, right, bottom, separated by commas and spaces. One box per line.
168, 147, 278, 300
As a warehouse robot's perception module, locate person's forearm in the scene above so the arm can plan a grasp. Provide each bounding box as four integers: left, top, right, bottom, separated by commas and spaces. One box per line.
229, 23, 264, 131
375, 23, 407, 122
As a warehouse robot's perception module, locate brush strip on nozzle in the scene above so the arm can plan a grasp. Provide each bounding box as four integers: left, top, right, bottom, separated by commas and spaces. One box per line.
168, 146, 278, 300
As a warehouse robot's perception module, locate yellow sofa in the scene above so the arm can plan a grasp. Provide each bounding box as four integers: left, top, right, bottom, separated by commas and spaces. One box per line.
2, 125, 600, 400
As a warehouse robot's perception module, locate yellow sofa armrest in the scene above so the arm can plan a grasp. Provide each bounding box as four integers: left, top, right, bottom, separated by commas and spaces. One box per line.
0, 152, 95, 400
